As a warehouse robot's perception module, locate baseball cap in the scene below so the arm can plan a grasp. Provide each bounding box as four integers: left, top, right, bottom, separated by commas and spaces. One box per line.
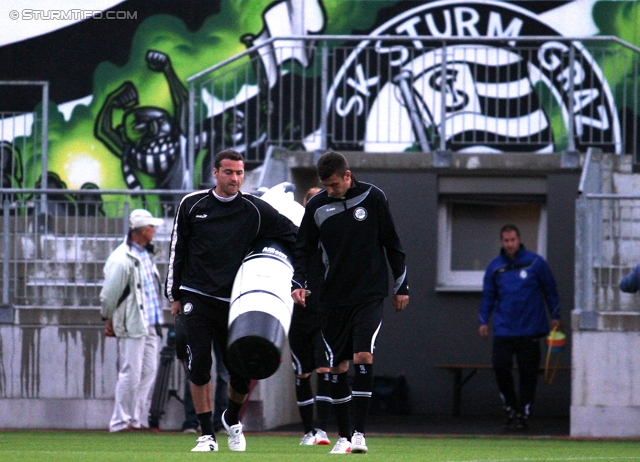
129, 209, 163, 229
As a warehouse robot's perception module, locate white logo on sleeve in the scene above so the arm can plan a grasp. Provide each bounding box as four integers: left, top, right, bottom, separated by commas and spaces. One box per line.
354, 207, 367, 221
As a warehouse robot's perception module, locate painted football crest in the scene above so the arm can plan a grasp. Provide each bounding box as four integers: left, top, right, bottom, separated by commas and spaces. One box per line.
326, 0, 620, 154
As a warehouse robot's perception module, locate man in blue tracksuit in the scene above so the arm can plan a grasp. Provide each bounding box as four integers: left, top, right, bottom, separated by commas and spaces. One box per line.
620, 263, 640, 294
479, 224, 560, 431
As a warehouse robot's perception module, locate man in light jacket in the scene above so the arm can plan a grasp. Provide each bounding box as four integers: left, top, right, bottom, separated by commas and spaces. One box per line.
100, 208, 165, 432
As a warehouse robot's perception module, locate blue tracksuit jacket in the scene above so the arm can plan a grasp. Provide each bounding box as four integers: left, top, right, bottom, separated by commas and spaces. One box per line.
479, 245, 560, 337
620, 263, 640, 293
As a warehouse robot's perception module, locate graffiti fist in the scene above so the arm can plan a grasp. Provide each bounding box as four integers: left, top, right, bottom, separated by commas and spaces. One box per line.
146, 50, 170, 72
111, 82, 139, 109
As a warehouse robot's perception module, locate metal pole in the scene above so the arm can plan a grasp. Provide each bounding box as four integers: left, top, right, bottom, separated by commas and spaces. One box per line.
2, 200, 10, 305
123, 201, 131, 236
439, 42, 448, 153
320, 42, 329, 150
567, 45, 577, 153
40, 82, 49, 215
432, 42, 451, 167
187, 83, 196, 191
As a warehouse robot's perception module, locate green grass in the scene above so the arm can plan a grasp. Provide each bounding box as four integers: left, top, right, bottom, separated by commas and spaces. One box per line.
0, 431, 639, 461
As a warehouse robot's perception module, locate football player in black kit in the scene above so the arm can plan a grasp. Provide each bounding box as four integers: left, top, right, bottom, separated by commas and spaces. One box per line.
166, 149, 297, 452
288, 187, 332, 447
292, 151, 409, 454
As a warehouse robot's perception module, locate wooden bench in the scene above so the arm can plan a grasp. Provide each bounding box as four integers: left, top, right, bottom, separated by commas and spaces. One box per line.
434, 363, 571, 416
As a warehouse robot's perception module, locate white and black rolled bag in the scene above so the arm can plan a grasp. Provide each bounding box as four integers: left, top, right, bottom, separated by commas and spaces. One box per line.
226, 237, 295, 379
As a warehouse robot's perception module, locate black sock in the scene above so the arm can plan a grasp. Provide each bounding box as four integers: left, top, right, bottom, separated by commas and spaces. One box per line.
295, 376, 315, 434
315, 372, 332, 430
352, 364, 374, 435
197, 411, 215, 439
330, 372, 352, 440
224, 399, 243, 426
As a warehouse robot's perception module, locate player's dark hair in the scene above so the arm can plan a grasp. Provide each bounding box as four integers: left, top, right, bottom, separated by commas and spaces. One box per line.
214, 149, 244, 169
316, 151, 349, 180
500, 223, 521, 237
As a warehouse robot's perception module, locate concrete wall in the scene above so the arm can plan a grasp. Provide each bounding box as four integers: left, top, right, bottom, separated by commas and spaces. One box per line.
571, 328, 640, 437
570, 153, 640, 437
0, 323, 298, 431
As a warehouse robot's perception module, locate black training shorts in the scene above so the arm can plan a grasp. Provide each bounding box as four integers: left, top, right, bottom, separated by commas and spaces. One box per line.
180, 291, 250, 394
321, 299, 384, 367
288, 304, 329, 375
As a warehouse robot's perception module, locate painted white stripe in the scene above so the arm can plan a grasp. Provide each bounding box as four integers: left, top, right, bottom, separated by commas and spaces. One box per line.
445, 109, 548, 139
146, 153, 155, 174
159, 153, 168, 172
475, 78, 532, 99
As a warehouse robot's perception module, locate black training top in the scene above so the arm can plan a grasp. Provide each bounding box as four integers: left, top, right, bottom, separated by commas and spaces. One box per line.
166, 189, 298, 302
292, 176, 409, 309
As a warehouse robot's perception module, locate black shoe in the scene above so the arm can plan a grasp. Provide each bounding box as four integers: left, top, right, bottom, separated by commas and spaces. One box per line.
503, 406, 516, 430
515, 413, 529, 431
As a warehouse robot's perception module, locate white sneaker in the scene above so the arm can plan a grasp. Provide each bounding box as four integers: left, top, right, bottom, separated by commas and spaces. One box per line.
329, 437, 351, 454
222, 410, 246, 452
300, 431, 316, 445
351, 431, 368, 454
191, 435, 218, 452
314, 428, 331, 445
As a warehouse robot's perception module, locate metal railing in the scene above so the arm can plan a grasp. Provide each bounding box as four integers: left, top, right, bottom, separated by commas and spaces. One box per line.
187, 35, 640, 179
576, 149, 640, 314
4, 36, 640, 312
0, 191, 177, 310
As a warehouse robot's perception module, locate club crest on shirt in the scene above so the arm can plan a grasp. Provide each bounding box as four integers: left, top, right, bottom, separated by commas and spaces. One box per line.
183, 302, 193, 314
354, 207, 367, 221
520, 270, 527, 279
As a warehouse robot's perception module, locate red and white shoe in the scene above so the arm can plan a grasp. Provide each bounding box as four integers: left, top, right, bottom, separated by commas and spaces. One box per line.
329, 437, 351, 454
314, 428, 331, 445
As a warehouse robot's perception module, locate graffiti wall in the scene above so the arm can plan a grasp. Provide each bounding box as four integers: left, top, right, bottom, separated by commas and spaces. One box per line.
1, 0, 638, 209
